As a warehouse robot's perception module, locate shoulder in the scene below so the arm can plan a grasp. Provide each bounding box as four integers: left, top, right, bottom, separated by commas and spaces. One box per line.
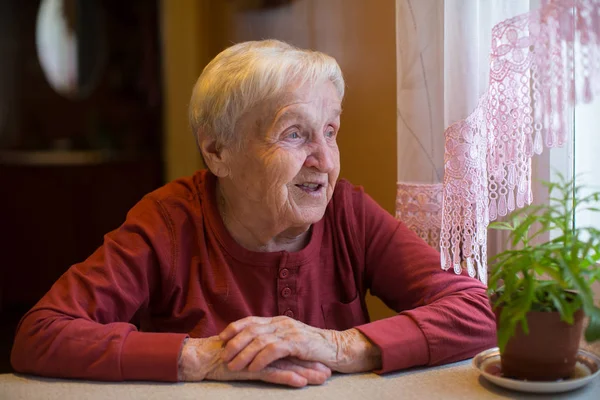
330, 179, 366, 209
116, 171, 207, 235
325, 179, 370, 246
145, 171, 204, 205
139, 170, 207, 216
327, 178, 400, 242
329, 178, 384, 221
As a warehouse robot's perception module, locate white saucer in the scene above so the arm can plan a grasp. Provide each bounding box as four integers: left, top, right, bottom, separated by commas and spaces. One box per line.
472, 347, 600, 394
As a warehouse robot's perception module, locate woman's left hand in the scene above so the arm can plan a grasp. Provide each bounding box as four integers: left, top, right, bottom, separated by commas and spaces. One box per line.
218, 316, 381, 374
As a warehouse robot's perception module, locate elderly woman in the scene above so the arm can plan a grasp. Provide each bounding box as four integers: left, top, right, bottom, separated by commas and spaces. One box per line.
11, 40, 495, 387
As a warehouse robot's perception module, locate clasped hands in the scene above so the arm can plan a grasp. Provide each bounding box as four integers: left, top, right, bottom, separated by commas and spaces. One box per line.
179, 316, 381, 387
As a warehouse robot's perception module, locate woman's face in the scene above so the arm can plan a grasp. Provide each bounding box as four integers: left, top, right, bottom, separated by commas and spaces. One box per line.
222, 80, 342, 230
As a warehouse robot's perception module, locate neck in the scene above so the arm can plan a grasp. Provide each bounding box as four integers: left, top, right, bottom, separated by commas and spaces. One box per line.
216, 181, 311, 252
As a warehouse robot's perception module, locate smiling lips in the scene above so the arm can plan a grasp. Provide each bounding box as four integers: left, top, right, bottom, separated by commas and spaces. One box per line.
295, 182, 325, 193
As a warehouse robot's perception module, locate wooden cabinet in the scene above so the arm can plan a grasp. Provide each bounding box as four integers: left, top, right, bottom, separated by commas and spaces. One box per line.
0, 0, 163, 310
0, 159, 162, 308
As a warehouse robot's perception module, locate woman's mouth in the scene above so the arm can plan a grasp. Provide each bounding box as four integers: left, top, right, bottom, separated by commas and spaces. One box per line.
295, 183, 324, 193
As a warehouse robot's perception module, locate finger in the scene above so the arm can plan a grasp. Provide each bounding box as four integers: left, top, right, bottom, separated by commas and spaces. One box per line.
219, 316, 271, 341
205, 360, 307, 388
258, 367, 308, 388
247, 343, 294, 373
271, 359, 330, 385
286, 358, 332, 376
227, 334, 283, 371
220, 324, 278, 363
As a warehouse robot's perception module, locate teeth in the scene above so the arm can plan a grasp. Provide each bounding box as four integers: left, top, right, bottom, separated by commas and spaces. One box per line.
300, 183, 319, 189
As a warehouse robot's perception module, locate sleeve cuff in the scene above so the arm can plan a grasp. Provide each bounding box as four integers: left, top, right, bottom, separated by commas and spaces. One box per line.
356, 314, 429, 374
120, 331, 188, 382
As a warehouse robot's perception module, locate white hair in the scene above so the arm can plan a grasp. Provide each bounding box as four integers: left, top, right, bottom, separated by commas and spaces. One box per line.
189, 39, 345, 148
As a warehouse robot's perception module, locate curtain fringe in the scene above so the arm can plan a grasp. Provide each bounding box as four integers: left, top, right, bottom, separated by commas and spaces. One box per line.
440, 0, 600, 283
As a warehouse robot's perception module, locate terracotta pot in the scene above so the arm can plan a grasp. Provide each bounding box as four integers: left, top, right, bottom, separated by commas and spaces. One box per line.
499, 309, 584, 381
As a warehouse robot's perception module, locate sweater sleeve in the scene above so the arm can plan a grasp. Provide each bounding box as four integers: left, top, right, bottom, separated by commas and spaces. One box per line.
10, 197, 188, 382
353, 191, 496, 374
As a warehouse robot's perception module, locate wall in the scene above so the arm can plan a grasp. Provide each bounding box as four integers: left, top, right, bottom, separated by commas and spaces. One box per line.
161, 0, 232, 181
160, 0, 204, 181
161, 0, 398, 320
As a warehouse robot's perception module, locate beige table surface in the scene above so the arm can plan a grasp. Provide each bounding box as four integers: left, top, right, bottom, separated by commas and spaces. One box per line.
1, 359, 599, 400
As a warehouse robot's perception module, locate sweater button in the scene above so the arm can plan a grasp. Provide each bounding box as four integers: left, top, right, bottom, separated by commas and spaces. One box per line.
284, 309, 295, 318
279, 268, 289, 279
281, 287, 292, 298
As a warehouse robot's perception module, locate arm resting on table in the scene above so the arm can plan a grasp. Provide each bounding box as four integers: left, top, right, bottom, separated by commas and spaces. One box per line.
11, 197, 188, 382
351, 190, 496, 373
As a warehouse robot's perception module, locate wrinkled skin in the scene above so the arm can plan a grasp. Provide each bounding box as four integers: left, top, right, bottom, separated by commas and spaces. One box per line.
206, 79, 342, 252
218, 316, 380, 374
179, 337, 332, 388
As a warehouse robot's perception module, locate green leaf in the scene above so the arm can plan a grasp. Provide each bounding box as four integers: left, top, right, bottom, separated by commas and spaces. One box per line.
489, 221, 515, 231
511, 214, 540, 247
584, 308, 600, 342
531, 263, 563, 282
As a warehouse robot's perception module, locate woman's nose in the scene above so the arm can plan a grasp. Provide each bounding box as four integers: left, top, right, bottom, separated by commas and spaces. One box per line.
304, 141, 335, 172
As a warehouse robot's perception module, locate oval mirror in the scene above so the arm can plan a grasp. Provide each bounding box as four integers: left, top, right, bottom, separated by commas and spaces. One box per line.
35, 0, 107, 100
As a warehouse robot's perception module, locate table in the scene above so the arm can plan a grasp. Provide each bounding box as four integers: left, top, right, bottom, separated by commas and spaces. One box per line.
1, 360, 599, 400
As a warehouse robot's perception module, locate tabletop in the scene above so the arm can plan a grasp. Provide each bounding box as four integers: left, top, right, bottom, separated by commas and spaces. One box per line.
1, 359, 599, 400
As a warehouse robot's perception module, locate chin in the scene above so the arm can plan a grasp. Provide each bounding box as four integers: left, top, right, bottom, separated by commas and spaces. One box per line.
295, 207, 327, 226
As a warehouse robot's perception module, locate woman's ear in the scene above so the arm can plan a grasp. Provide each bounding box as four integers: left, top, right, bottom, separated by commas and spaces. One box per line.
199, 136, 230, 178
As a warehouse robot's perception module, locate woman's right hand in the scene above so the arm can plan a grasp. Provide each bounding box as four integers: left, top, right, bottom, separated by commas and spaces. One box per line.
178, 336, 331, 387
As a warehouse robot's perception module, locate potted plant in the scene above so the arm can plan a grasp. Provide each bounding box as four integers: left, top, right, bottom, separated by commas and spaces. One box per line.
488, 173, 600, 381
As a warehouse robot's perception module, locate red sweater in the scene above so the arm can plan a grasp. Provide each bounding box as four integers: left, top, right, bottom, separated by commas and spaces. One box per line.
11, 170, 495, 382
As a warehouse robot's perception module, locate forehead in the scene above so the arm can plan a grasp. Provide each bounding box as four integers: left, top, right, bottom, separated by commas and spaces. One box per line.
234, 80, 341, 139
261, 80, 341, 122
278, 79, 340, 104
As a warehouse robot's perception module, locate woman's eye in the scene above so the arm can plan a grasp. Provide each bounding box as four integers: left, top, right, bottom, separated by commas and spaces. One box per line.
325, 129, 336, 138
287, 131, 301, 139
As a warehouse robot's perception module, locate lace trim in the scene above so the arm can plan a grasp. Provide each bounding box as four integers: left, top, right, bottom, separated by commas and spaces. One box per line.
440, 0, 600, 284
396, 183, 443, 249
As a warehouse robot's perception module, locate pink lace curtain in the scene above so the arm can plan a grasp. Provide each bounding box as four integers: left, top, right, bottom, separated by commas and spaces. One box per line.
396, 0, 600, 283
395, 0, 526, 253
395, 0, 446, 250
396, 182, 443, 248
